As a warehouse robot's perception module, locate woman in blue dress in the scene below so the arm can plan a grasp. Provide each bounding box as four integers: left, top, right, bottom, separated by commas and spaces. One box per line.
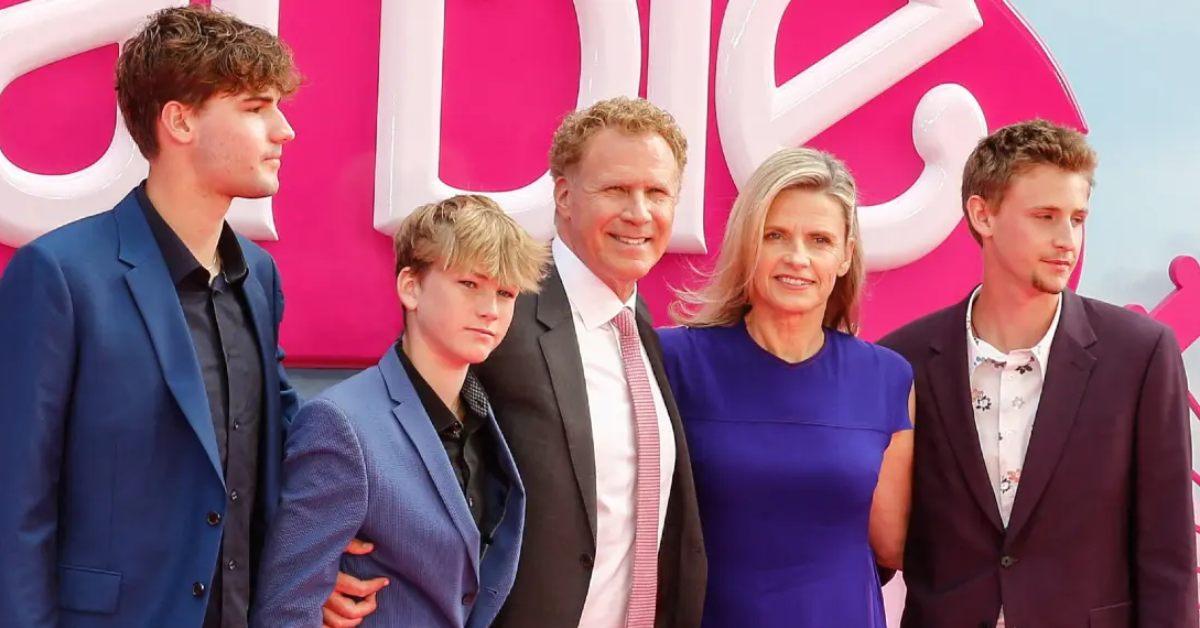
660, 147, 914, 627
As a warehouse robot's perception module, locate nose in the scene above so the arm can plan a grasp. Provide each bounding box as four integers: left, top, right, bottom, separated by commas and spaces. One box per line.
782, 241, 811, 267
1051, 216, 1078, 251
622, 191, 652, 225
273, 110, 296, 144
477, 294, 499, 321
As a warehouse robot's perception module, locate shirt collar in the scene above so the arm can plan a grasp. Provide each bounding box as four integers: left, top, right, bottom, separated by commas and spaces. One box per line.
136, 181, 249, 287
394, 341, 490, 432
966, 285, 1063, 372
552, 237, 638, 330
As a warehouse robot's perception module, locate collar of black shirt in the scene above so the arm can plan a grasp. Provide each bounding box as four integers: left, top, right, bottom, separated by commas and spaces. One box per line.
135, 181, 250, 289
393, 341, 491, 436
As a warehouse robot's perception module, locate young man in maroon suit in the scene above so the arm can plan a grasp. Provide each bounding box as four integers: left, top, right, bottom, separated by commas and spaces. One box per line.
881, 120, 1197, 628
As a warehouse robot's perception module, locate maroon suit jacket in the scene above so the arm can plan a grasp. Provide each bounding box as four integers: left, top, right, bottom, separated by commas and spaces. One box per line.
879, 290, 1197, 628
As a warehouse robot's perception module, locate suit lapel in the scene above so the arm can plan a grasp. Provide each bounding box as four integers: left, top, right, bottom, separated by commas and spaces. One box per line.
379, 349, 481, 580
1004, 291, 1097, 542
927, 297, 1004, 532
115, 194, 223, 483
536, 269, 598, 540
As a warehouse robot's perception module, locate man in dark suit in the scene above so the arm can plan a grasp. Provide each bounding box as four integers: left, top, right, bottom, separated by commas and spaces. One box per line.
880, 120, 1197, 627
474, 97, 706, 627
0, 8, 361, 627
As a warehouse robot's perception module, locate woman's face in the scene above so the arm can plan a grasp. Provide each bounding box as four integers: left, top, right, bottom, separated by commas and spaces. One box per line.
748, 187, 854, 321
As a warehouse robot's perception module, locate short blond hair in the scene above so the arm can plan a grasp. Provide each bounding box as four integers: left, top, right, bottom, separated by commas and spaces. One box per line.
671, 147, 864, 334
393, 195, 549, 292
962, 119, 1097, 243
549, 97, 688, 178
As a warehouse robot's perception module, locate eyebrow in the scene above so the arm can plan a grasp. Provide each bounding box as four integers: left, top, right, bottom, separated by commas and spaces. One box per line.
240, 95, 276, 105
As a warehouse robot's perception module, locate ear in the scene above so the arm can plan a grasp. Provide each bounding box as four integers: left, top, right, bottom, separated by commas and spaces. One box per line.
553, 175, 572, 223
396, 267, 421, 312
157, 101, 198, 149
838, 236, 856, 277
965, 195, 996, 240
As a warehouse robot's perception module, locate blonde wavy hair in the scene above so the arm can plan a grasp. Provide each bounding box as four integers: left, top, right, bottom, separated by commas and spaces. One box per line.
671, 147, 864, 333
393, 194, 549, 293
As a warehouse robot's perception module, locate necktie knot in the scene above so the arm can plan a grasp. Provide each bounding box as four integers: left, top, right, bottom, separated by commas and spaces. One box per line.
613, 307, 637, 339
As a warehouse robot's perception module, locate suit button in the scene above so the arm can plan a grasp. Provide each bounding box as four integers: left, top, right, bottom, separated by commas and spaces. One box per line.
192, 582, 206, 597
580, 553, 594, 569
462, 592, 476, 605
1000, 555, 1017, 568
206, 511, 221, 526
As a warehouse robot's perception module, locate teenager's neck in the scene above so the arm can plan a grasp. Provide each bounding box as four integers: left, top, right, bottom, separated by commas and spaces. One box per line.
744, 306, 826, 364
972, 271, 1061, 353
144, 165, 233, 271
401, 333, 468, 418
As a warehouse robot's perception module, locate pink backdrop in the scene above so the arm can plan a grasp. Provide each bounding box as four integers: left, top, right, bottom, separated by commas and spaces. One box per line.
0, 0, 1086, 367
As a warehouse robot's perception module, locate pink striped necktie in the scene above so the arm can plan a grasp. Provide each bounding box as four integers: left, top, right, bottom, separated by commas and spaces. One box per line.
612, 307, 660, 628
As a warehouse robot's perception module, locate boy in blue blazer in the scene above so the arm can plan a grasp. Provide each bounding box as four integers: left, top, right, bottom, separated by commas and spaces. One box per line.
0, 8, 304, 628
253, 195, 549, 627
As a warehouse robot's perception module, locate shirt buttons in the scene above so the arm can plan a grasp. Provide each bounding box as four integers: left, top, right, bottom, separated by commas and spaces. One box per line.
232, 421, 241, 431
229, 489, 240, 502
467, 496, 475, 509
1000, 555, 1017, 568
227, 559, 238, 571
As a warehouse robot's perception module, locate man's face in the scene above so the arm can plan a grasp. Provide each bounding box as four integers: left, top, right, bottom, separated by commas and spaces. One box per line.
554, 128, 680, 300
189, 89, 295, 199
974, 163, 1090, 296
398, 263, 519, 367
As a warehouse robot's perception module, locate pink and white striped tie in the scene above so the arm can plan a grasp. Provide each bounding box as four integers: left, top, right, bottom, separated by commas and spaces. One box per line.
612, 308, 660, 628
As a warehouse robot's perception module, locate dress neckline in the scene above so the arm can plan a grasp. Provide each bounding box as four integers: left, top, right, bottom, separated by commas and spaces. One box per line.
736, 319, 832, 369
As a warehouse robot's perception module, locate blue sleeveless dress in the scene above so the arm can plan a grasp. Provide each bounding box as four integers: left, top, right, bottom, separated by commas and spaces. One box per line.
659, 322, 912, 627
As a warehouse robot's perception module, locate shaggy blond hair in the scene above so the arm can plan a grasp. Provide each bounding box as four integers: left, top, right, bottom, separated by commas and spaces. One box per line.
549, 96, 687, 177
393, 195, 549, 292
962, 119, 1097, 243
671, 147, 864, 333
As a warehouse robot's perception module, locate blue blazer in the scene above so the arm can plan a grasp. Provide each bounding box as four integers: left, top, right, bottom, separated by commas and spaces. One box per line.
0, 190, 299, 627
252, 348, 525, 628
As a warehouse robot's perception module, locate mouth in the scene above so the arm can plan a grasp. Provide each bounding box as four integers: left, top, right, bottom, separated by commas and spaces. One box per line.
774, 274, 815, 289
609, 234, 651, 247
466, 327, 495, 338
1042, 259, 1073, 270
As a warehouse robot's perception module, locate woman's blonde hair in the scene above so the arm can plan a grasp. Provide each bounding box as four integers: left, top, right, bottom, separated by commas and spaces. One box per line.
671, 147, 864, 333
393, 194, 549, 292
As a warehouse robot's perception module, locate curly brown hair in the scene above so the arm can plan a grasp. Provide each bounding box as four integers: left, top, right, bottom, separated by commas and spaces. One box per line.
961, 119, 1097, 243
115, 6, 301, 158
548, 97, 687, 178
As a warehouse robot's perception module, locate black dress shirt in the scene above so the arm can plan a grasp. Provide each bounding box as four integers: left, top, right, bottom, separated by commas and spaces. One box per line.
137, 185, 264, 628
395, 344, 504, 546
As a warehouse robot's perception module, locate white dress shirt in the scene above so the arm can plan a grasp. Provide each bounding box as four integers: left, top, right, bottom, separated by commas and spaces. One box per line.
965, 286, 1062, 627
553, 238, 676, 628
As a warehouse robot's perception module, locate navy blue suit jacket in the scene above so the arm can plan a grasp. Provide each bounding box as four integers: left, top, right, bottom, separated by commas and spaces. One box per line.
252, 348, 525, 627
0, 190, 299, 627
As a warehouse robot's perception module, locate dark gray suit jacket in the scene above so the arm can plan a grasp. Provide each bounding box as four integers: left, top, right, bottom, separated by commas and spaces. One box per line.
475, 265, 706, 627
880, 289, 1197, 628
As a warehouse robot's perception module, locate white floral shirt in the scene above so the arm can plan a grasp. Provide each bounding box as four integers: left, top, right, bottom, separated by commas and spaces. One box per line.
965, 287, 1063, 527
